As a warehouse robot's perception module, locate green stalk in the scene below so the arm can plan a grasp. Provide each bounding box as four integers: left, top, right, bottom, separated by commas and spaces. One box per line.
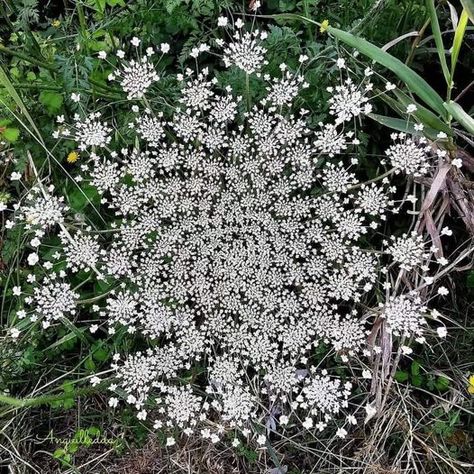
76, 2, 89, 54
0, 384, 104, 410
0, 44, 56, 71
245, 73, 251, 111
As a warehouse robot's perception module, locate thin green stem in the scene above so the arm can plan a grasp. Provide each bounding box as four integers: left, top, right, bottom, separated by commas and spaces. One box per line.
245, 73, 250, 111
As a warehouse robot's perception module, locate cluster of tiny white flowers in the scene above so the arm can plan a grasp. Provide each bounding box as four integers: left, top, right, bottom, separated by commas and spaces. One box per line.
131, 110, 165, 147
327, 78, 373, 124
11, 21, 450, 448
381, 294, 427, 337
385, 132, 432, 176
18, 187, 66, 229
107, 38, 160, 99
299, 370, 351, 420
54, 112, 112, 151
29, 278, 79, 328
386, 232, 428, 271
220, 26, 268, 74
60, 230, 102, 272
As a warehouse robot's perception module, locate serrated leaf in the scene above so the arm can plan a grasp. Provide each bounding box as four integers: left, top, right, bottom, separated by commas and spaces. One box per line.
411, 360, 421, 376
39, 91, 63, 114
435, 376, 450, 391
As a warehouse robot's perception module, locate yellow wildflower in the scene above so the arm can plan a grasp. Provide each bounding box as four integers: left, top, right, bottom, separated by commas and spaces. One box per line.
52, 20, 61, 28
468, 375, 474, 395
67, 151, 79, 163
320, 20, 330, 33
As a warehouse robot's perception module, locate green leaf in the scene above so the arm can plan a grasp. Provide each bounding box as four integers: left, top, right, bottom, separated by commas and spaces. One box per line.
368, 113, 438, 138
45, 329, 82, 351
411, 360, 421, 376
67, 183, 100, 212
460, 0, 474, 23
392, 89, 452, 135
444, 100, 474, 134
39, 91, 63, 114
0, 66, 44, 144
319, 24, 447, 117
2, 127, 20, 142
53, 448, 67, 459
435, 376, 450, 391
395, 371, 409, 382
451, 10, 469, 81
92, 341, 109, 362
426, 0, 450, 85
84, 356, 96, 372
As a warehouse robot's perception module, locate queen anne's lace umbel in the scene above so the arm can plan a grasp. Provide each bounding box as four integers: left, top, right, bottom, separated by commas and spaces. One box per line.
13, 21, 450, 447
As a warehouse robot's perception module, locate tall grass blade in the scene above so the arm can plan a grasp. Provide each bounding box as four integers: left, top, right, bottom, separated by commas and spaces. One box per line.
0, 65, 44, 145
451, 9, 469, 80
444, 100, 474, 134
368, 113, 439, 138
426, 0, 451, 85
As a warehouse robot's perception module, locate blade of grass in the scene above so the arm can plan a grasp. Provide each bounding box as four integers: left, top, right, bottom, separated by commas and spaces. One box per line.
392, 89, 453, 134
460, 0, 474, 23
450, 9, 469, 83
426, 0, 451, 86
444, 100, 474, 134
0, 65, 44, 145
368, 113, 439, 138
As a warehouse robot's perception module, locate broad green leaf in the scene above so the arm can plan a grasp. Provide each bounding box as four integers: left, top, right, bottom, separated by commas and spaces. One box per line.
67, 183, 100, 211
426, 0, 450, 85
395, 371, 409, 382
2, 127, 20, 142
39, 91, 63, 114
460, 0, 474, 23
84, 355, 96, 372
451, 10, 469, 80
444, 100, 474, 134
435, 376, 450, 391
411, 360, 421, 376
92, 341, 109, 362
